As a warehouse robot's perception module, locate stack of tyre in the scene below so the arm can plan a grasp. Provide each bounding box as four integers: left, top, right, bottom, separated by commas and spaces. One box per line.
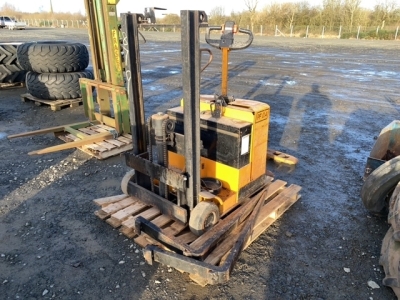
0, 43, 27, 84
16, 41, 94, 100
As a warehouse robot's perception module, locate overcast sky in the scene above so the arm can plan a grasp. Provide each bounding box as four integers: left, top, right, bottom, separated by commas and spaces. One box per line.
1, 0, 379, 15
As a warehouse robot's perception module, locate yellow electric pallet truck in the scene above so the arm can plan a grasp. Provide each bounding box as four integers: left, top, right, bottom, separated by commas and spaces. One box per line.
92, 10, 301, 285
8, 0, 300, 285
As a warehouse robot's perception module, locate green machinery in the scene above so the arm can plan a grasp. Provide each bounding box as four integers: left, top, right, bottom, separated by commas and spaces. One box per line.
8, 0, 138, 153
81, 0, 130, 134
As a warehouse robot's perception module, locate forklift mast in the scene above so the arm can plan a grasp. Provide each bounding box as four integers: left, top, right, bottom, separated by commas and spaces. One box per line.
81, 0, 131, 134
120, 11, 209, 224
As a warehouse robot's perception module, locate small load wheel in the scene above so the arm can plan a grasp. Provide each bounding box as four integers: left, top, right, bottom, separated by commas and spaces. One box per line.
189, 201, 220, 236
121, 170, 135, 195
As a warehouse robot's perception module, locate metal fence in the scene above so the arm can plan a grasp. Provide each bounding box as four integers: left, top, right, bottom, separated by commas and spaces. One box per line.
18, 19, 400, 40
272, 25, 400, 40
19, 19, 87, 28
139, 24, 400, 40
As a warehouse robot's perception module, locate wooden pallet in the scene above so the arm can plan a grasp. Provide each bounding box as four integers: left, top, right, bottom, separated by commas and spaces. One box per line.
93, 179, 301, 285
56, 124, 133, 160
21, 93, 82, 111
0, 82, 24, 90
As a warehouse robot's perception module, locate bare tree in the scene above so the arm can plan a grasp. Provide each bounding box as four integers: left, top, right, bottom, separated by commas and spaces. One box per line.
244, 0, 258, 29
343, 0, 361, 31
159, 14, 180, 25
372, 0, 398, 28
322, 0, 342, 30
0, 2, 18, 14
209, 6, 226, 25
281, 3, 298, 29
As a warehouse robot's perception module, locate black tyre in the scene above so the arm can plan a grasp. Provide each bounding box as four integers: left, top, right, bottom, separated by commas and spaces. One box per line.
380, 226, 400, 298
26, 70, 94, 100
189, 201, 220, 236
17, 41, 89, 73
361, 156, 400, 214
380, 182, 400, 297
0, 43, 27, 83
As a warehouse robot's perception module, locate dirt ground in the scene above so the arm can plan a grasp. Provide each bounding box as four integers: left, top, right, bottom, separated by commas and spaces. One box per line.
1, 28, 400, 299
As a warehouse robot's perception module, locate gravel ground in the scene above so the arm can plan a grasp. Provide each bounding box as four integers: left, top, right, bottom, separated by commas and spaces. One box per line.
1, 27, 400, 299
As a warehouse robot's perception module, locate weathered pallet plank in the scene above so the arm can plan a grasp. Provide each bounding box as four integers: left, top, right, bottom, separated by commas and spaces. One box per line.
93, 194, 129, 206
120, 207, 161, 236
93, 180, 302, 284
0, 82, 24, 90
95, 197, 136, 219
106, 201, 148, 228
247, 184, 301, 246
56, 123, 133, 160
176, 231, 198, 244
20, 93, 82, 111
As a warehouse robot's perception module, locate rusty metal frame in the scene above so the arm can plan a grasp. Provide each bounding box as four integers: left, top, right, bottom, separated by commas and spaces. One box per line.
142, 188, 267, 285
135, 187, 266, 257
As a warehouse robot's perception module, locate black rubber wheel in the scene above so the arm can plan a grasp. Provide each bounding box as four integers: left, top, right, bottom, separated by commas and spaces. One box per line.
0, 43, 27, 83
17, 41, 89, 73
25, 70, 94, 100
361, 156, 400, 214
380, 182, 400, 297
189, 201, 220, 236
380, 226, 400, 298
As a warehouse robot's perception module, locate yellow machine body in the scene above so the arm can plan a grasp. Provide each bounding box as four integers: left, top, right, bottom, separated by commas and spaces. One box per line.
167, 95, 270, 216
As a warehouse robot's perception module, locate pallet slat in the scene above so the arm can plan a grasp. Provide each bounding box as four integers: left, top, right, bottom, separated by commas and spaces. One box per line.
176, 231, 198, 244
117, 136, 131, 144
94, 141, 117, 151
95, 197, 136, 219
93, 194, 129, 206
106, 201, 148, 228
93, 179, 301, 285
56, 125, 133, 160
78, 128, 100, 135
21, 93, 82, 111
120, 207, 161, 236
0, 82, 24, 90
106, 139, 128, 147
248, 185, 301, 246
151, 215, 173, 228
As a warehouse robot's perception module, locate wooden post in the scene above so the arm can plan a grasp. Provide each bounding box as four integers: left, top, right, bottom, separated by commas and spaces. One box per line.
260, 25, 263, 36
275, 25, 278, 36
395, 26, 399, 40
306, 25, 309, 38
290, 25, 293, 37
322, 26, 325, 38
338, 25, 342, 39
357, 26, 361, 39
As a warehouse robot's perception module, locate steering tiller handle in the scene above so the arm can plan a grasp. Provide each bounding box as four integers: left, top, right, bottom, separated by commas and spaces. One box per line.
205, 21, 253, 50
